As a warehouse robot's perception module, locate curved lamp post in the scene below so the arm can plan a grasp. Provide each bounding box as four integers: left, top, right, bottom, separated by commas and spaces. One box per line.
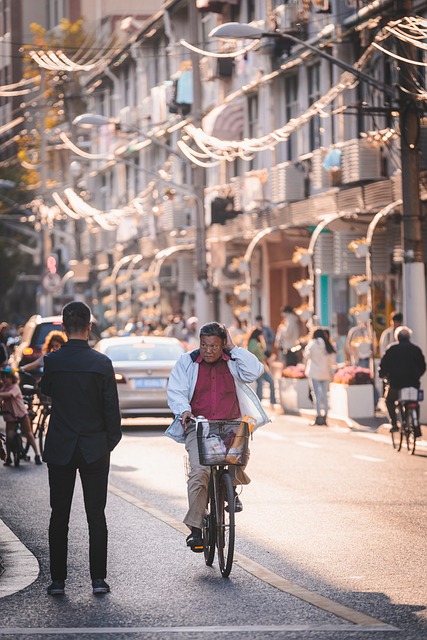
209, 23, 394, 97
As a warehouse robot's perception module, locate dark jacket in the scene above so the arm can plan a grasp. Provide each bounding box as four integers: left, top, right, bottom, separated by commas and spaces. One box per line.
41, 339, 122, 464
379, 340, 426, 390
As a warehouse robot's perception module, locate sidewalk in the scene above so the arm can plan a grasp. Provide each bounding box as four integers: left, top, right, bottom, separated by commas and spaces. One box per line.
296, 405, 427, 441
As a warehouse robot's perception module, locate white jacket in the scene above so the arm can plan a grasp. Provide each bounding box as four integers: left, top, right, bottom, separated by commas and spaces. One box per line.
166, 346, 270, 443
304, 338, 335, 381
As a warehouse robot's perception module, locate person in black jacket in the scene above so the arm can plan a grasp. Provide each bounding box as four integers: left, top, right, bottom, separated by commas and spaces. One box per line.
41, 302, 121, 596
379, 326, 426, 432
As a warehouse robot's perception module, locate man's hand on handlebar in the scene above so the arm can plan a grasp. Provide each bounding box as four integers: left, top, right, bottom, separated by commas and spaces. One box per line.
181, 411, 194, 430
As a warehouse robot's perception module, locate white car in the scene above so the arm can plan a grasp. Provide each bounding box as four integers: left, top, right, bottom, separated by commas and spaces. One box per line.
95, 335, 185, 418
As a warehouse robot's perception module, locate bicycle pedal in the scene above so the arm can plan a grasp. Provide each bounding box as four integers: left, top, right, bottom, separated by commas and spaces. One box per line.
191, 545, 204, 553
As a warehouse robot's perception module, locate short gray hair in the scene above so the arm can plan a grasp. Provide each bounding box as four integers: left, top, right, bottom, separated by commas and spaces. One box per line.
394, 325, 412, 342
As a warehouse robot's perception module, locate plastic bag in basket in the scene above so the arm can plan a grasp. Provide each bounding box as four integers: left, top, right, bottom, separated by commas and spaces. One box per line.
203, 434, 227, 464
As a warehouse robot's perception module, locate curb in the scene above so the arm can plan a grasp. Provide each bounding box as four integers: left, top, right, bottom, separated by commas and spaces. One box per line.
0, 519, 39, 599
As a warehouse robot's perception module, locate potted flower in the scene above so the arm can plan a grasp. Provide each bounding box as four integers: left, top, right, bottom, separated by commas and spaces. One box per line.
329, 365, 374, 419
292, 247, 311, 267
348, 237, 369, 258
349, 275, 370, 296
293, 278, 313, 298
349, 304, 370, 323
279, 364, 311, 412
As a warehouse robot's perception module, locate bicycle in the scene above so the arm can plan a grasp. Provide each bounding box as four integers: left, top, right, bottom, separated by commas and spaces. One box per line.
19, 370, 51, 457
195, 418, 250, 578
391, 387, 423, 455
0, 410, 30, 467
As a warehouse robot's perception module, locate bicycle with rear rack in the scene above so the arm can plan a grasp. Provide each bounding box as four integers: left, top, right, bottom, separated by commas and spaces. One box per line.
392, 387, 423, 455
194, 418, 250, 578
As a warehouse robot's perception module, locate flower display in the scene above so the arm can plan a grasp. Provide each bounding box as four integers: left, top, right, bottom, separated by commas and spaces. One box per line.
348, 238, 369, 258
295, 304, 313, 322
349, 274, 370, 296
292, 247, 311, 266
293, 278, 313, 297
282, 364, 306, 379
332, 365, 373, 385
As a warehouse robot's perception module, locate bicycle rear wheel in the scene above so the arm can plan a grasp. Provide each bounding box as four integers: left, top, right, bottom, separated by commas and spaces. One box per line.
11, 433, 21, 467
396, 407, 404, 452
215, 470, 235, 578
406, 410, 416, 455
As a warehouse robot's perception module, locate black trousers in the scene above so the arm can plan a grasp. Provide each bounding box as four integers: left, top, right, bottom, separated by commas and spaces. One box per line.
47, 447, 110, 581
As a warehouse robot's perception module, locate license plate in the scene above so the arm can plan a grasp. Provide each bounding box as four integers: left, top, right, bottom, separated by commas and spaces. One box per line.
133, 378, 167, 389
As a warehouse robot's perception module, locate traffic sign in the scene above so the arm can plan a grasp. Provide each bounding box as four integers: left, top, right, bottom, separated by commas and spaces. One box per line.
42, 272, 62, 294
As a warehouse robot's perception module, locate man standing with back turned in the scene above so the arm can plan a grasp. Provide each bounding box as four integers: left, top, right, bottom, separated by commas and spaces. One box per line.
41, 302, 122, 596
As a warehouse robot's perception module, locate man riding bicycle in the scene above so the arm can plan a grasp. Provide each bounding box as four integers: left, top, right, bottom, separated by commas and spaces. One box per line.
166, 322, 269, 552
379, 326, 426, 434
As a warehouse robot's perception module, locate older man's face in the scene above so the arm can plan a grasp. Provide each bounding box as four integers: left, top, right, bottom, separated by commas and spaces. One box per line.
199, 335, 224, 363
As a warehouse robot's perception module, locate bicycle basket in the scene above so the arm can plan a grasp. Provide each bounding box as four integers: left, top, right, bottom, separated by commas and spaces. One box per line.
197, 419, 250, 466
399, 387, 423, 402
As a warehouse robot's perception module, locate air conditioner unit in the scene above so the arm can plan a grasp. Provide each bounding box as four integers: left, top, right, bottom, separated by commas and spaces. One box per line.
270, 162, 305, 203
274, 3, 298, 30
119, 106, 139, 129
200, 56, 218, 82
341, 139, 382, 184
138, 96, 152, 122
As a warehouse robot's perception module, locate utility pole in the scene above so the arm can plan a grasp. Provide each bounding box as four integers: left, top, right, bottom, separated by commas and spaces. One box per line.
189, 0, 211, 324
399, 0, 427, 419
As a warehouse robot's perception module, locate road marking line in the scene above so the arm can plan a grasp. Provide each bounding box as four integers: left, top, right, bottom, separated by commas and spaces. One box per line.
0, 520, 39, 599
352, 455, 384, 462
295, 440, 322, 448
109, 485, 396, 630
0, 623, 398, 635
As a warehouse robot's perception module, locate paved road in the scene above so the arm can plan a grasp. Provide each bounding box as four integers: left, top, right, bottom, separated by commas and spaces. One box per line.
0, 413, 426, 639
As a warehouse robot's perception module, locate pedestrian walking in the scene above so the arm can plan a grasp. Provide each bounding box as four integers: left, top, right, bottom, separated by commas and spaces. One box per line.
166, 322, 269, 552
41, 302, 122, 596
304, 328, 337, 426
379, 311, 403, 358
254, 315, 275, 355
247, 327, 277, 408
20, 330, 67, 373
275, 306, 300, 366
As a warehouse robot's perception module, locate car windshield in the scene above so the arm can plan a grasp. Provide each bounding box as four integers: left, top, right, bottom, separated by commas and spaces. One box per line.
105, 341, 184, 363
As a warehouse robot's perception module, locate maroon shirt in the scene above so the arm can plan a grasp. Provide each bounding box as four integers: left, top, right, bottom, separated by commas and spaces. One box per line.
190, 352, 240, 420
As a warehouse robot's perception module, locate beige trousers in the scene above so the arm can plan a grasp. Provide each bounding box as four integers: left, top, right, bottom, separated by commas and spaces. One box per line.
183, 425, 250, 530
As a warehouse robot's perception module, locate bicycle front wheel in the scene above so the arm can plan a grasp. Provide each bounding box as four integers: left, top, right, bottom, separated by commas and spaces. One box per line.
215, 470, 235, 578
203, 474, 216, 566
38, 410, 50, 456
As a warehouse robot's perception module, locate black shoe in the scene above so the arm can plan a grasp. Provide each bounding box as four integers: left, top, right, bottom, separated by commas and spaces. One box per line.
390, 425, 399, 433
92, 579, 110, 594
3, 457, 11, 466
35, 455, 42, 465
47, 580, 65, 595
225, 491, 243, 513
186, 528, 204, 553
309, 416, 322, 426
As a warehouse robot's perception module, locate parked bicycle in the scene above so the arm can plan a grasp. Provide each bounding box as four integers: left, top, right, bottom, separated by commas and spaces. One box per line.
195, 418, 250, 578
391, 387, 423, 455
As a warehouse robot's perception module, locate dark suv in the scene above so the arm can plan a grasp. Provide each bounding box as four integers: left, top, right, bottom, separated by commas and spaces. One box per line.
11, 314, 101, 369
